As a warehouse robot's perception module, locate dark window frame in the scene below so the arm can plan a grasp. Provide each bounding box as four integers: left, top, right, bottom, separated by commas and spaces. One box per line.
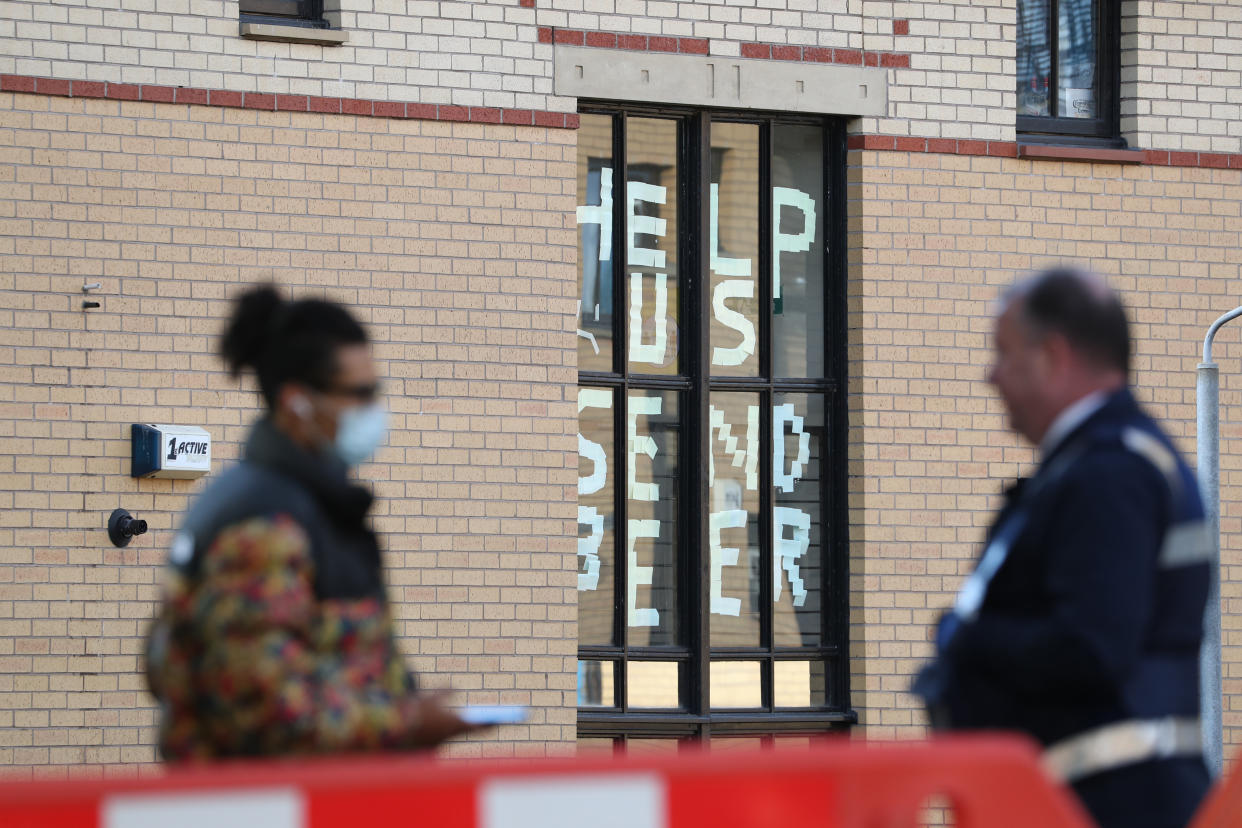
1016, 0, 1123, 148
575, 103, 855, 747
239, 0, 328, 29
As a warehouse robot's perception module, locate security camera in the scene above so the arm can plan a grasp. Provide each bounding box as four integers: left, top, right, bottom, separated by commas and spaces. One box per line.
108, 509, 148, 548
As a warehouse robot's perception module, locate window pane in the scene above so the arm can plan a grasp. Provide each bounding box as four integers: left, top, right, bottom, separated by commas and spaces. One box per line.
773, 392, 824, 648
577, 660, 617, 708
576, 113, 615, 372
577, 737, 618, 752
626, 117, 680, 376
709, 123, 760, 377
710, 737, 765, 752
627, 661, 681, 709
771, 125, 824, 378
1017, 0, 1052, 117
710, 660, 762, 709
578, 386, 616, 646
624, 737, 683, 755
627, 390, 680, 646
708, 392, 761, 648
240, 0, 309, 18
1058, 0, 1098, 119
773, 660, 829, 708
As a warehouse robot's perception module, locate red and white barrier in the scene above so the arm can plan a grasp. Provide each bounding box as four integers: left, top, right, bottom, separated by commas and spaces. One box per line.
0, 736, 1104, 828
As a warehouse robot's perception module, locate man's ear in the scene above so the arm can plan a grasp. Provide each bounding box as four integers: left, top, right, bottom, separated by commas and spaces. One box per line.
1040, 332, 1076, 377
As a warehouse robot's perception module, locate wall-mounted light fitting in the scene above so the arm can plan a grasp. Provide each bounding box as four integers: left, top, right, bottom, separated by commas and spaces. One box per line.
108, 509, 148, 548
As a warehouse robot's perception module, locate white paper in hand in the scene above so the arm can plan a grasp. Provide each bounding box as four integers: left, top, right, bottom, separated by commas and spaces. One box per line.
460, 705, 528, 725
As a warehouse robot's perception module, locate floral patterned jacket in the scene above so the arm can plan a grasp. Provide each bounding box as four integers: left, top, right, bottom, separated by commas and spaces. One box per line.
145, 419, 424, 760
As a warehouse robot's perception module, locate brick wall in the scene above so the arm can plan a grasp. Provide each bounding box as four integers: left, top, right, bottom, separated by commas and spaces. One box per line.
846, 147, 1242, 755
1124, 0, 1242, 153
0, 89, 580, 773
1, 1, 1238, 151
0, 0, 561, 112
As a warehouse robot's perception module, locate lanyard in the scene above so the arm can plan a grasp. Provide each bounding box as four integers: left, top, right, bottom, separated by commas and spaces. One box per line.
949, 440, 1088, 628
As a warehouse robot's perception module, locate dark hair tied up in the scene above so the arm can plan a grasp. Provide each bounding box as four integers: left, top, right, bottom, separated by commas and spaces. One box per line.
220, 284, 368, 408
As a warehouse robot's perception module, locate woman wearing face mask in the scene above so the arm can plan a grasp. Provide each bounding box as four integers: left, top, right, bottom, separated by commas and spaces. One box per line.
145, 284, 478, 760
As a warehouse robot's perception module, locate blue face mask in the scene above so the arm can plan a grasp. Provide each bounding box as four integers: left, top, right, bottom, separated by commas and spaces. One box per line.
333, 402, 388, 466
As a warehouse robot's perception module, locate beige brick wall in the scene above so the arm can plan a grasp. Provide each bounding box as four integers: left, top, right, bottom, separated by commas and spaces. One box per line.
0, 0, 561, 111
0, 90, 580, 773
1, 1, 1237, 150
1123, 0, 1242, 153
859, 0, 1016, 142
846, 148, 1242, 759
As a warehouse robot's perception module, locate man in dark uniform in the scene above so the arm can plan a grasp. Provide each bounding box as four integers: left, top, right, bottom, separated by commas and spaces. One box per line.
914, 268, 1211, 828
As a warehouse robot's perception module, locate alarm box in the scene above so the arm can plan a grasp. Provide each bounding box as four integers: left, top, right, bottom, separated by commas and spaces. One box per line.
132, 424, 212, 479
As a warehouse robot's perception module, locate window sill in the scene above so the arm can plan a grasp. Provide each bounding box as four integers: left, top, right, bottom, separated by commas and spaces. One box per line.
1017, 143, 1144, 164
239, 22, 348, 46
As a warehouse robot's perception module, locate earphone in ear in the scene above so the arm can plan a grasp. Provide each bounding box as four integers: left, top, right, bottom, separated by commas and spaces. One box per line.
290, 395, 312, 418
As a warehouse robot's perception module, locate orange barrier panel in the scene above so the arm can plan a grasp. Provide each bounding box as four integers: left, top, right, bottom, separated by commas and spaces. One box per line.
1190, 755, 1242, 828
0, 736, 1096, 828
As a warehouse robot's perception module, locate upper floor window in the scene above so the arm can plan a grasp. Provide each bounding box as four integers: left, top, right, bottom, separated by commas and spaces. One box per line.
239, 0, 328, 28
1017, 0, 1121, 146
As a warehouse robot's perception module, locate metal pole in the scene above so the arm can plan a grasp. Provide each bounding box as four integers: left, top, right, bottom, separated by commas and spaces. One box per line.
1198, 360, 1222, 777
1197, 305, 1242, 777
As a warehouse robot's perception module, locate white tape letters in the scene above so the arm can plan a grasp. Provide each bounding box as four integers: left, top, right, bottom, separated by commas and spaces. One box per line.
628, 519, 660, 627
710, 509, 747, 617
773, 403, 810, 493
772, 187, 816, 301
577, 388, 613, 593
578, 506, 603, 592
576, 166, 613, 262
774, 506, 810, 607
711, 280, 756, 367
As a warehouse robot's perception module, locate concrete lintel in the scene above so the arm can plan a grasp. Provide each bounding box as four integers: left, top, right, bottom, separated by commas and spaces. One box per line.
239, 23, 348, 46
554, 45, 887, 117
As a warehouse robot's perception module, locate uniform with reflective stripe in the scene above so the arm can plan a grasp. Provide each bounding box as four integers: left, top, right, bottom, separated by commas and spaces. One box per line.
915, 389, 1210, 828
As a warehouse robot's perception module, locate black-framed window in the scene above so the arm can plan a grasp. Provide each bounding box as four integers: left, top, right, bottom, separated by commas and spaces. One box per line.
574, 104, 852, 748
1017, 0, 1121, 146
239, 0, 327, 28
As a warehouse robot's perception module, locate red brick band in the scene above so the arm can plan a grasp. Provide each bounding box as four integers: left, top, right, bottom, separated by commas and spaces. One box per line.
538, 27, 709, 55
0, 74, 580, 129
539, 27, 911, 68
741, 42, 910, 69
848, 134, 1017, 157
849, 134, 1242, 169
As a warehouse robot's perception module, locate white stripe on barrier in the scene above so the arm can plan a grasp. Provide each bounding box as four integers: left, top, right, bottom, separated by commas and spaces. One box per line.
103, 788, 304, 828
479, 774, 665, 828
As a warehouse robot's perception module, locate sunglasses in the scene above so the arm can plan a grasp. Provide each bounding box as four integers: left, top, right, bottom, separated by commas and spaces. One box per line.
320, 381, 382, 404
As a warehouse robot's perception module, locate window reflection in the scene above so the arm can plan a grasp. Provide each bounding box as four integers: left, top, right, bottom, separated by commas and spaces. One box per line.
710, 661, 762, 709
577, 660, 617, 708
709, 123, 760, 378
709, 392, 761, 648
774, 660, 828, 708
578, 387, 615, 646
627, 390, 680, 646
626, 117, 680, 375
773, 392, 824, 648
1017, 0, 1098, 120
628, 661, 681, 709
1017, 0, 1051, 117
772, 125, 824, 378
577, 113, 615, 371
1058, 0, 1097, 119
